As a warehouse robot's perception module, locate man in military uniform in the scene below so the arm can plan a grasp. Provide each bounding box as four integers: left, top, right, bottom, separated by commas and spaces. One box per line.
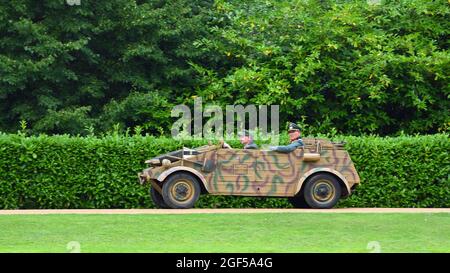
238, 130, 258, 149
269, 122, 304, 153
222, 130, 258, 149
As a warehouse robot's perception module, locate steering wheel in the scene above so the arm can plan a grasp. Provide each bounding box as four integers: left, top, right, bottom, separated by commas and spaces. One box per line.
217, 140, 224, 148
207, 140, 224, 148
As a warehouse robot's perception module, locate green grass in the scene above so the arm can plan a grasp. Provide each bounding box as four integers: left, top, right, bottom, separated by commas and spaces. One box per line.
0, 213, 449, 253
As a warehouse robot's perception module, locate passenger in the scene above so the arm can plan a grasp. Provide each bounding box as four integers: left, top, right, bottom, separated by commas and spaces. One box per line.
269, 122, 304, 153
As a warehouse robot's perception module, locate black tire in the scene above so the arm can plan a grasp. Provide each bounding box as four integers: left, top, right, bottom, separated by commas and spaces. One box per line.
304, 173, 341, 209
162, 173, 201, 209
150, 186, 169, 209
288, 190, 311, 208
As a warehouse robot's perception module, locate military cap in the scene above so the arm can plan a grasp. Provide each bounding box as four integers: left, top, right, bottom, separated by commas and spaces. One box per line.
238, 129, 252, 137
288, 122, 301, 132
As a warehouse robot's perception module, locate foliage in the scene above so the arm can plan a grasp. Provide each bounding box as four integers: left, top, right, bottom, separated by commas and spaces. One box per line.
339, 134, 450, 207
0, 0, 448, 136
98, 92, 171, 136
0, 0, 211, 135
0, 133, 448, 209
193, 0, 450, 135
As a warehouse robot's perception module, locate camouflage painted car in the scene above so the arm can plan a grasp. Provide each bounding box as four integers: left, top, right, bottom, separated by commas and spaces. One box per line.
138, 139, 360, 209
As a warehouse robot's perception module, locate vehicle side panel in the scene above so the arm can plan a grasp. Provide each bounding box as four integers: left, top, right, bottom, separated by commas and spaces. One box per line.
144, 138, 360, 198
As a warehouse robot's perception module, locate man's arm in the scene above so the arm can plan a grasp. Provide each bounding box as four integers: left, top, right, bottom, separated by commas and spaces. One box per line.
244, 143, 258, 149
270, 140, 304, 153
222, 142, 232, 149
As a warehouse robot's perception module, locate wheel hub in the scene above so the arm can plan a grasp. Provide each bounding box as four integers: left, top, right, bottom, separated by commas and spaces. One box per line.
171, 180, 193, 202
312, 180, 334, 202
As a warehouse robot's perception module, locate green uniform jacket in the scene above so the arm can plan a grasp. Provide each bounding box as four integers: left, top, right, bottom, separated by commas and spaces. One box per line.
271, 139, 304, 153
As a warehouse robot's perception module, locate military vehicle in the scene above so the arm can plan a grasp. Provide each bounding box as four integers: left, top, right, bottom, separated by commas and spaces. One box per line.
138, 139, 360, 209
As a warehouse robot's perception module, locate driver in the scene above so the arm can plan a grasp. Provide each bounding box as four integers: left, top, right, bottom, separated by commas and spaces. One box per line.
221, 130, 258, 149
269, 122, 304, 153
238, 130, 258, 149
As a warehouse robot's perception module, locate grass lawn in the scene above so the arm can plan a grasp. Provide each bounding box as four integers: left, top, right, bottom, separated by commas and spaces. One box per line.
0, 213, 449, 253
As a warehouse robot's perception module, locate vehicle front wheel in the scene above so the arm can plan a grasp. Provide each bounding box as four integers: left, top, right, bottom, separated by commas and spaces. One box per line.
150, 187, 169, 209
304, 174, 341, 209
162, 173, 201, 209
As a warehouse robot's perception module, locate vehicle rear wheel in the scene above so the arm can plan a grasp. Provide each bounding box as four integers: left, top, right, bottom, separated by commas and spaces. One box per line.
162, 173, 201, 209
304, 174, 341, 209
150, 186, 169, 208
288, 190, 310, 208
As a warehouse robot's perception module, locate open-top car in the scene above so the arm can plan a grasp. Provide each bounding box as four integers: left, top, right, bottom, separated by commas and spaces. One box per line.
138, 139, 360, 209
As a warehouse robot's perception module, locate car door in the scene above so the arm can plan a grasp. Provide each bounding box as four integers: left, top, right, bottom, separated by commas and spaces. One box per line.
253, 149, 303, 196
212, 148, 257, 195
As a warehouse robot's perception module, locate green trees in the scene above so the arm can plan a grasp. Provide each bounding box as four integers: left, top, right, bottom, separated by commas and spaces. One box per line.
0, 0, 448, 136
194, 0, 449, 135
0, 0, 211, 135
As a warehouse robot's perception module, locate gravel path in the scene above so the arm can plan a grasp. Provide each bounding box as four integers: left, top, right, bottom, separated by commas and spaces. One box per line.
0, 208, 449, 215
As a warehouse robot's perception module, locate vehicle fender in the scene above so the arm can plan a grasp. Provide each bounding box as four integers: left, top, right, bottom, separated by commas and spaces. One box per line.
156, 166, 210, 192
294, 168, 351, 196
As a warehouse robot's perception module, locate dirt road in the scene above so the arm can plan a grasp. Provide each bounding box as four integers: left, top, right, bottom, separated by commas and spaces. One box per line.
0, 208, 449, 215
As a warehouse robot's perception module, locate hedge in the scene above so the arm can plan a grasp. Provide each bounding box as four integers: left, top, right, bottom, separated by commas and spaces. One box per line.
0, 134, 448, 209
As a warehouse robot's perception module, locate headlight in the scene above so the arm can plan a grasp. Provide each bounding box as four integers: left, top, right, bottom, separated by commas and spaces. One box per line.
145, 159, 160, 166
162, 159, 171, 167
